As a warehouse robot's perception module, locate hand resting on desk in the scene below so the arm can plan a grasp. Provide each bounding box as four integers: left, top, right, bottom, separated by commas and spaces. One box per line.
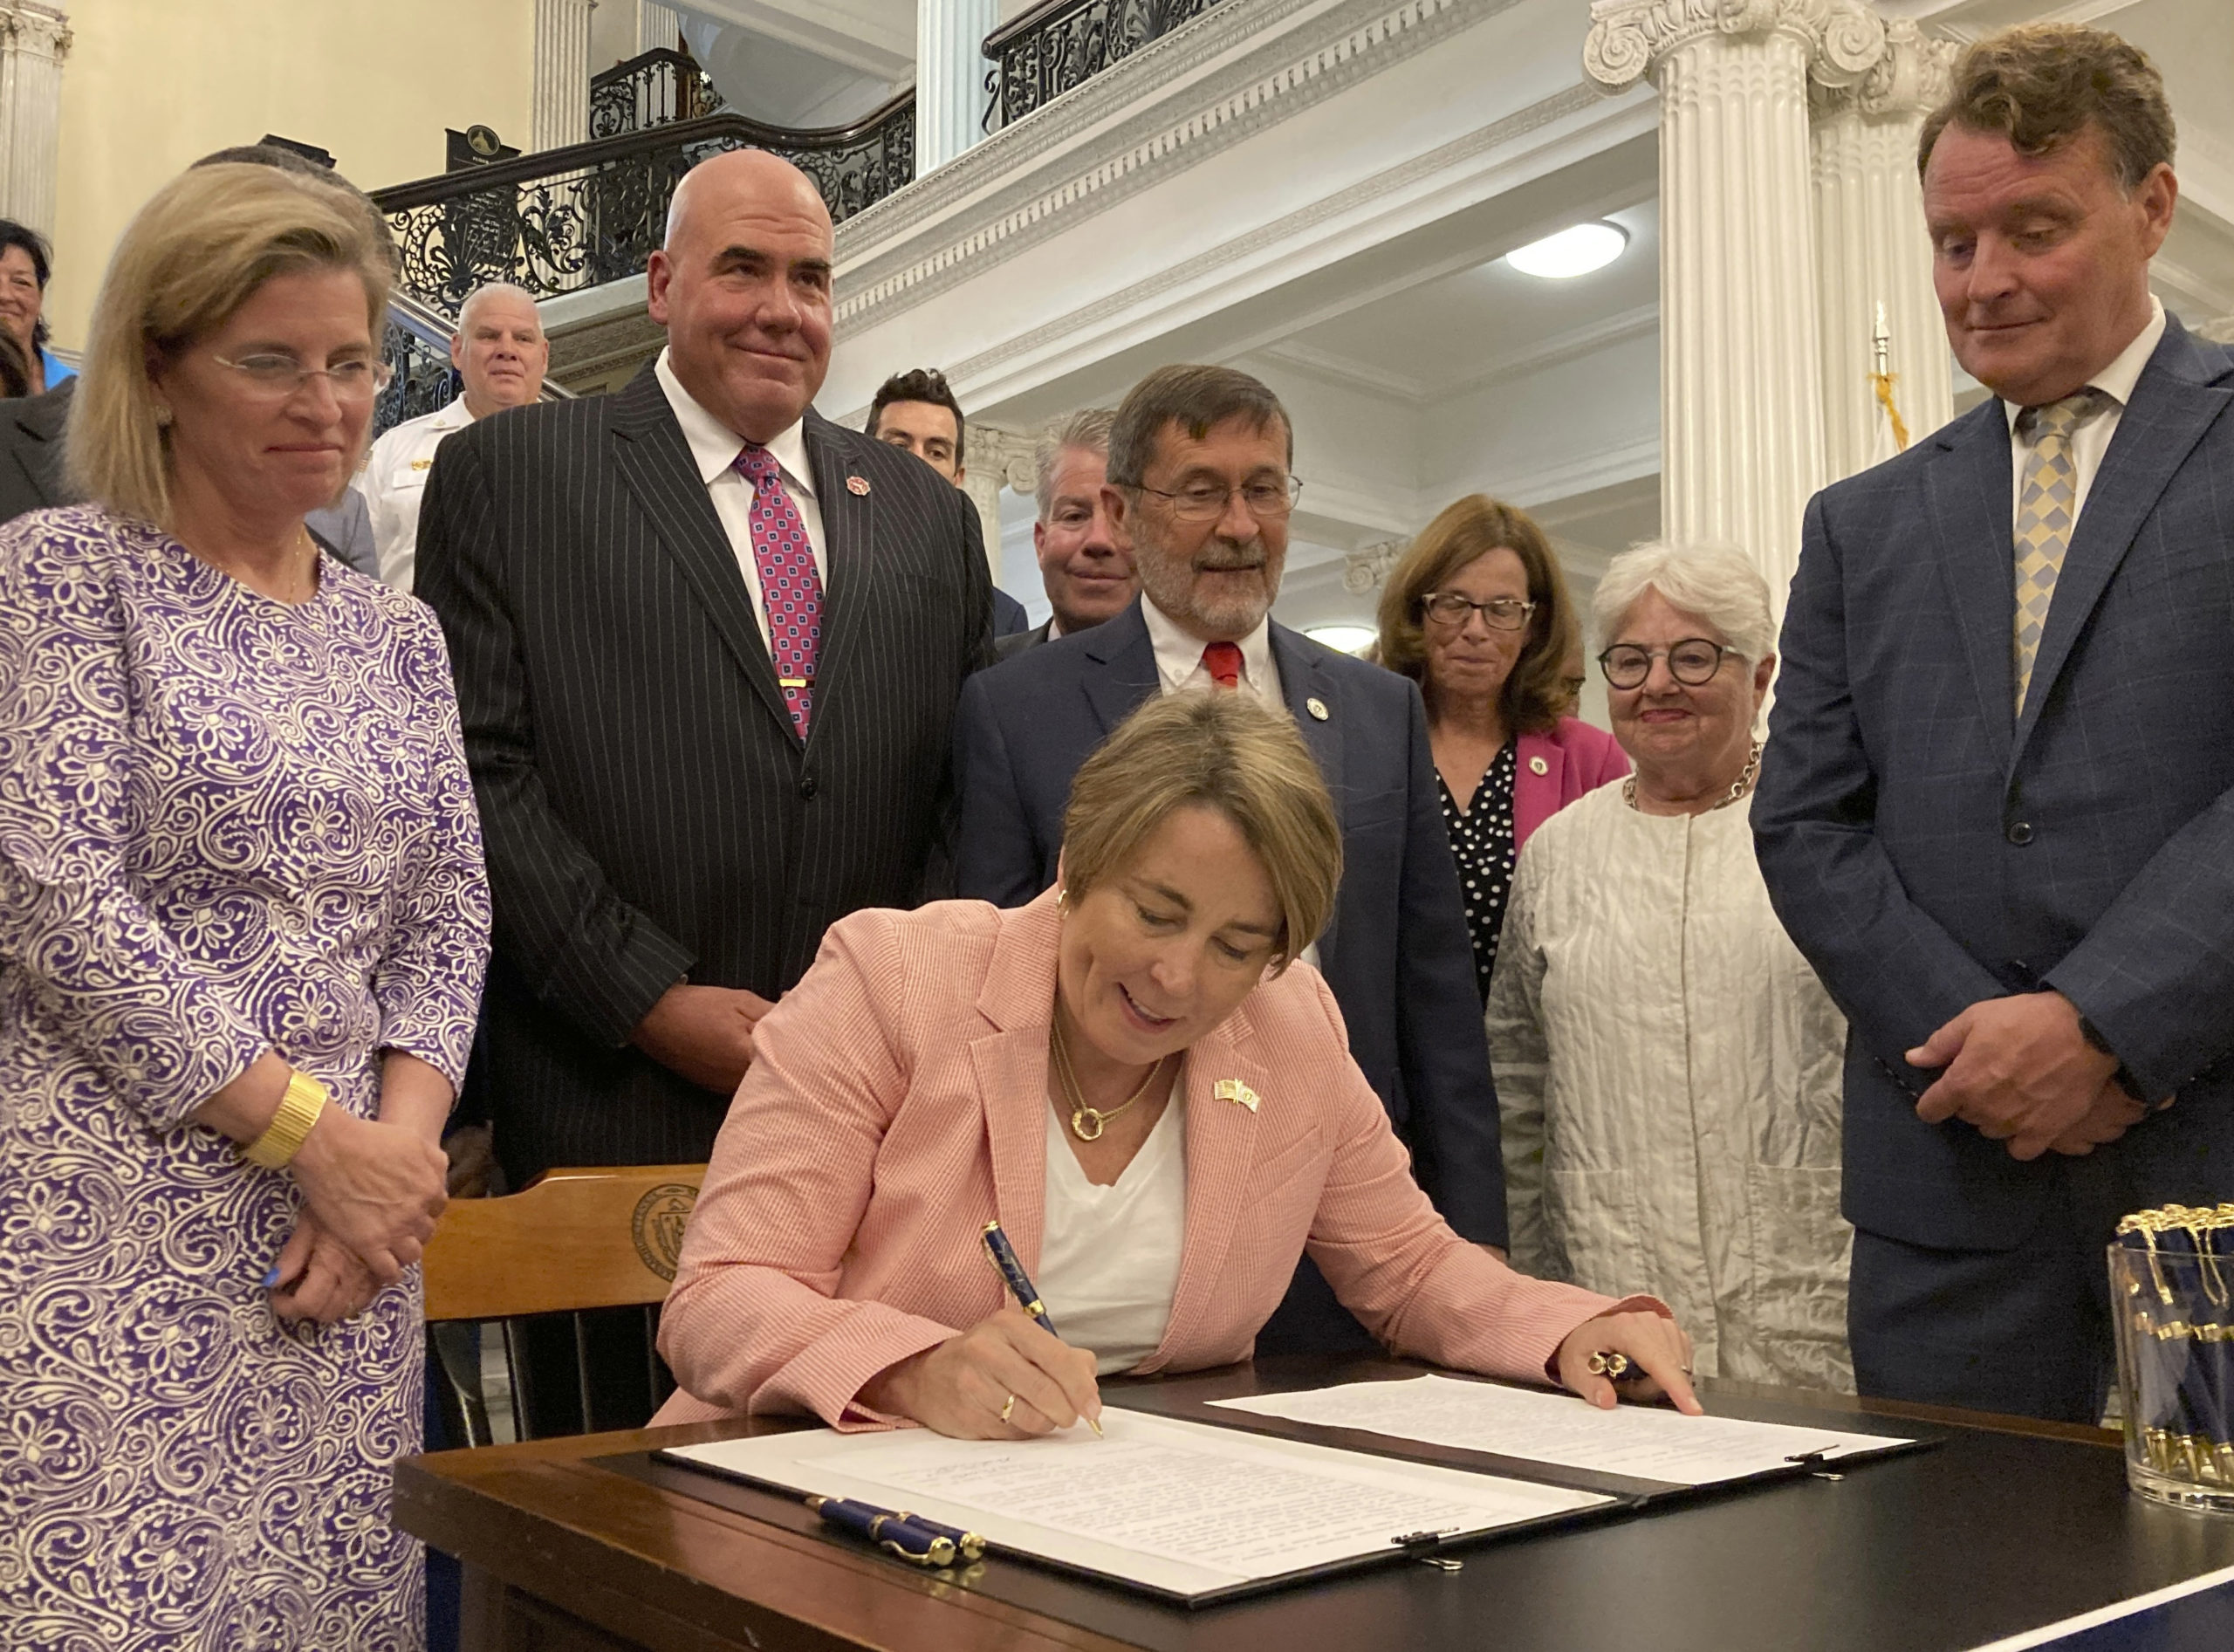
860, 1306, 1103, 1438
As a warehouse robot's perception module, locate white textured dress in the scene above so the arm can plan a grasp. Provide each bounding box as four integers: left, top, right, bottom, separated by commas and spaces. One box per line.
1485, 782, 1854, 1391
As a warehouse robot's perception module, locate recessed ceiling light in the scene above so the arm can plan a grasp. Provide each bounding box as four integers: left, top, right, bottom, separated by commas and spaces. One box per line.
1305, 624, 1379, 657
1506, 222, 1628, 280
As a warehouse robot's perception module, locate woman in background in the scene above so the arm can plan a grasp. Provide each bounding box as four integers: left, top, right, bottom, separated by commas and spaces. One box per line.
1486, 542, 1851, 1391
1, 162, 489, 1647
1377, 496, 1626, 997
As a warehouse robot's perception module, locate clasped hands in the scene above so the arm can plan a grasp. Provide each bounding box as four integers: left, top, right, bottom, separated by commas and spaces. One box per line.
632, 982, 778, 1095
1907, 991, 2158, 1161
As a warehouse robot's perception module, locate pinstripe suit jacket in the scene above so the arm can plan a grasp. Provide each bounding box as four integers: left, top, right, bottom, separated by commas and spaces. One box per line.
1754, 319, 2234, 1251
415, 364, 992, 1181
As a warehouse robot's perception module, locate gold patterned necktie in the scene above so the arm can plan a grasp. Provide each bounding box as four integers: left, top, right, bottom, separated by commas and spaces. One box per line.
2011, 390, 2109, 712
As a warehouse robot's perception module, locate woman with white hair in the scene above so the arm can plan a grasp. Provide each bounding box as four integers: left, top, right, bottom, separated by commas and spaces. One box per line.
1484, 542, 1853, 1390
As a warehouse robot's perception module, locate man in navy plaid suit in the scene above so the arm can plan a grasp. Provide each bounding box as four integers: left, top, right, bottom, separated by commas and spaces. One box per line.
1754, 24, 2234, 1423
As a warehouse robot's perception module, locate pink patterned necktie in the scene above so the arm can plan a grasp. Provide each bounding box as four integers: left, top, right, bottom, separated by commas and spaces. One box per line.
733, 443, 823, 739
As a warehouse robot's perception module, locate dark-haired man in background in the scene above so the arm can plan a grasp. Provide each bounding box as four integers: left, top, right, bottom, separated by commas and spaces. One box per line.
1755, 24, 2234, 1422
954, 364, 1503, 1354
867, 365, 1030, 638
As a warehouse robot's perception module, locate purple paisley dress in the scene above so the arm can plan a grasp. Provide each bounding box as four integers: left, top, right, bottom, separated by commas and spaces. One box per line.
0, 505, 490, 1650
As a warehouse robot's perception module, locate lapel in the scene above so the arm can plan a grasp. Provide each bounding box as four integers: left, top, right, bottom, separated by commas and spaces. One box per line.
607, 367, 794, 743
1078, 599, 1161, 735
965, 894, 1063, 1272
1155, 1013, 1275, 1361
2015, 321, 2234, 757
799, 411, 871, 752
1268, 623, 1346, 956
1923, 401, 2019, 768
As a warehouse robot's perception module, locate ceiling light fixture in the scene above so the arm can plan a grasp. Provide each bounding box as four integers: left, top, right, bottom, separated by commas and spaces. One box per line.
1304, 624, 1379, 657
1506, 222, 1629, 280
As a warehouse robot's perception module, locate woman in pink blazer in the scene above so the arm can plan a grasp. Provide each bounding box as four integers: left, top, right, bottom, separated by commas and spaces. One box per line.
1377, 497, 1628, 999
654, 693, 1694, 1438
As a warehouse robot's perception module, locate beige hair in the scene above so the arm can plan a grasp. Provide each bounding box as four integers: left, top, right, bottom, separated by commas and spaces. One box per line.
1592, 541, 1777, 663
1063, 692, 1341, 973
1918, 24, 2175, 191
1376, 494, 1581, 737
1034, 407, 1116, 521
66, 162, 394, 527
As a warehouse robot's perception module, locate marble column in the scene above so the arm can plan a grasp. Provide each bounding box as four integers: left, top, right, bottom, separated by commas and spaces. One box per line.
1586, 0, 1883, 614
1812, 14, 1957, 479
634, 1, 681, 55
532, 0, 598, 151
958, 421, 1036, 581
0, 2, 72, 239
917, 0, 999, 178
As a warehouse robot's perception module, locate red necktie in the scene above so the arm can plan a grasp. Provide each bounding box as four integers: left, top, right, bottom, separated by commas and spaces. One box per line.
1202, 641, 1244, 690
733, 444, 823, 739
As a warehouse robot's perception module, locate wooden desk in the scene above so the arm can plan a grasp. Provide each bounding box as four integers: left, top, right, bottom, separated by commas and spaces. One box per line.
395, 1355, 2234, 1652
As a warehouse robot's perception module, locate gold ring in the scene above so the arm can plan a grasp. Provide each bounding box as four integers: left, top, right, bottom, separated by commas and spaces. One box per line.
999, 1394, 1017, 1424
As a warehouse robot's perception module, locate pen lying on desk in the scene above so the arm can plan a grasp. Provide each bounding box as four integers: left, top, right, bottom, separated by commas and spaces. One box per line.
804, 1496, 983, 1566
982, 1218, 1104, 1437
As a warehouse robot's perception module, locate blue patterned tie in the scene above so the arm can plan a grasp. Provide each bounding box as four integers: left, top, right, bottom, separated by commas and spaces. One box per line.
733, 444, 823, 739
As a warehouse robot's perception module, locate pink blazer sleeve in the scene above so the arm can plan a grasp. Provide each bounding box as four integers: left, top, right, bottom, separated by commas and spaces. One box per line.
1292, 972, 1663, 1382
655, 913, 958, 1429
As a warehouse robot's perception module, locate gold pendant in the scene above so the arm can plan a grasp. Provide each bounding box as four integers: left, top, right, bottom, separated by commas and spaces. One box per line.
1071, 1107, 1106, 1142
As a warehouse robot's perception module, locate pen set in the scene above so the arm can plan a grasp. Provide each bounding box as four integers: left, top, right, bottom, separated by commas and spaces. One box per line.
2112, 1203, 2234, 1498
804, 1496, 985, 1566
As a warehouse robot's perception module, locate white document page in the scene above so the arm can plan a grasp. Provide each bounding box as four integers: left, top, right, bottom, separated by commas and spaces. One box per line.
1211, 1375, 1913, 1488
661, 1407, 1611, 1599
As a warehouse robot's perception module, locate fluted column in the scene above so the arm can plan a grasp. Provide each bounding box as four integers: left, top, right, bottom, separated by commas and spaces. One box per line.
917, 0, 999, 177
959, 422, 1036, 581
1812, 14, 1956, 478
0, 2, 71, 238
532, 0, 598, 151
633, 1, 680, 55
1587, 0, 1882, 614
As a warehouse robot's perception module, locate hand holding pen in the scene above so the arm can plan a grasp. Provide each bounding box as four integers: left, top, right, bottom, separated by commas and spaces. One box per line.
853, 1220, 1103, 1440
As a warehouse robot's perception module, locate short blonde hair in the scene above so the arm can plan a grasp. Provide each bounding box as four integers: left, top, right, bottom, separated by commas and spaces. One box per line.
1376, 494, 1580, 736
68, 163, 394, 526
1063, 693, 1341, 973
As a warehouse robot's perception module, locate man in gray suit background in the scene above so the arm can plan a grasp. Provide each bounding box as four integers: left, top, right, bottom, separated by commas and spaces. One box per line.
1754, 24, 2234, 1422
997, 407, 1136, 659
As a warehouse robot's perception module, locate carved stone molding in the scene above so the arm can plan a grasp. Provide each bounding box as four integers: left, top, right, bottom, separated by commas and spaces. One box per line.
0, 3, 73, 237
1584, 0, 1883, 95
959, 421, 1038, 580
1809, 16, 1955, 121
1343, 539, 1411, 595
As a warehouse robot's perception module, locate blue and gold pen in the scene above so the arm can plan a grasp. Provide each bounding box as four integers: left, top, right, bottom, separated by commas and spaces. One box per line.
981, 1218, 1103, 1436
805, 1496, 956, 1566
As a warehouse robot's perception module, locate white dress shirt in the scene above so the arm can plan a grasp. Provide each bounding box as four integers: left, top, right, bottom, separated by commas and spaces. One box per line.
1141, 594, 1285, 704
654, 346, 828, 648
2002, 294, 2165, 531
1036, 1096, 1188, 1375
353, 394, 473, 592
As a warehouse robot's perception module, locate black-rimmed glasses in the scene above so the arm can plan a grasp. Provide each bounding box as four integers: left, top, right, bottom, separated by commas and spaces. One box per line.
1597, 638, 1741, 689
1421, 593, 1536, 633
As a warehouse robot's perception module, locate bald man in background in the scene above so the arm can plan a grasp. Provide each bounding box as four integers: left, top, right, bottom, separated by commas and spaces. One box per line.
416, 150, 990, 1430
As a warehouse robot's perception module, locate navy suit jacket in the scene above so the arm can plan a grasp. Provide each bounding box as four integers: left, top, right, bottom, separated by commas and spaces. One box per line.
953, 598, 1506, 1246
1755, 318, 2234, 1251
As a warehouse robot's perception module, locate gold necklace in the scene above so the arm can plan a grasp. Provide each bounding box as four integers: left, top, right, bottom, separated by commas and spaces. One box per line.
1051, 1014, 1168, 1142
1623, 740, 1763, 814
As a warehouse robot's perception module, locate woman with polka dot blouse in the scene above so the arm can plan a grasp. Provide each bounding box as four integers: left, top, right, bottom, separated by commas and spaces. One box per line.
1375, 497, 1627, 999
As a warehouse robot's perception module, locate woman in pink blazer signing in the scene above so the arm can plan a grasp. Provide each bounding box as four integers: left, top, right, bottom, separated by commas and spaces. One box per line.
654, 693, 1694, 1439
1377, 497, 1629, 999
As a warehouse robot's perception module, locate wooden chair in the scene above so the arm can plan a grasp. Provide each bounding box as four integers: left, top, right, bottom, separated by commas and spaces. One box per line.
421, 1164, 704, 1444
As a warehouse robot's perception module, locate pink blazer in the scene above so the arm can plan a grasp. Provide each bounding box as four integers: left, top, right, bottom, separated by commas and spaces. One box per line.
652, 891, 1654, 1430
1513, 717, 1629, 848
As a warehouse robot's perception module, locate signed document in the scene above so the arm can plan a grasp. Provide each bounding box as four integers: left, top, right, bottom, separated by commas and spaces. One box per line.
661, 1407, 1613, 1601
1211, 1375, 1913, 1488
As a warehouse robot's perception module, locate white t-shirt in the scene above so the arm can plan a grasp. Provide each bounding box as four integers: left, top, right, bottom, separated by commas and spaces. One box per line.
1035, 1095, 1188, 1375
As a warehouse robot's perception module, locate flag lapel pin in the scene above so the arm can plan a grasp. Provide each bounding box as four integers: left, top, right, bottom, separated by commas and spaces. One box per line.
1213, 1079, 1259, 1114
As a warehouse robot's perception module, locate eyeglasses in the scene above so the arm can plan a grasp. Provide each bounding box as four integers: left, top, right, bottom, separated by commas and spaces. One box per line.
1421, 593, 1536, 632
210, 353, 395, 401
1597, 638, 1742, 689
1133, 475, 1303, 524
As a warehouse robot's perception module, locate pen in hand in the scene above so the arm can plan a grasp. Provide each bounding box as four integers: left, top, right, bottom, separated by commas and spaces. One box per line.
981, 1219, 1103, 1437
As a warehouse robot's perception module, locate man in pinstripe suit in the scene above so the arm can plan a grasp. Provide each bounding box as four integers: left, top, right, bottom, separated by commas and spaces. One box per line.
1754, 28, 2234, 1422
416, 151, 991, 1426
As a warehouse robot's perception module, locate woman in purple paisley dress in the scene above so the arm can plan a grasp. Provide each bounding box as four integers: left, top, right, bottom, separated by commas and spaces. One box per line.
0, 165, 489, 1649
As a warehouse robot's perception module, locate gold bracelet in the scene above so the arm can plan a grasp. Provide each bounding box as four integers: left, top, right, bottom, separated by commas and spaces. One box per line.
243, 1071, 329, 1169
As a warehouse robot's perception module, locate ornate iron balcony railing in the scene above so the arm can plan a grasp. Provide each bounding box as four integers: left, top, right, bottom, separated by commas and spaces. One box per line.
368, 99, 915, 312
589, 46, 727, 140
982, 0, 1230, 132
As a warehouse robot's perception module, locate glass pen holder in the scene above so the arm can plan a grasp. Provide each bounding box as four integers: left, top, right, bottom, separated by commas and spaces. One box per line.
2112, 1204, 2234, 1515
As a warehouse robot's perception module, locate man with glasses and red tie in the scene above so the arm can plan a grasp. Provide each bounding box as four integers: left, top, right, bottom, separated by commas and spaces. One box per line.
415, 149, 990, 1435
953, 364, 1502, 1356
